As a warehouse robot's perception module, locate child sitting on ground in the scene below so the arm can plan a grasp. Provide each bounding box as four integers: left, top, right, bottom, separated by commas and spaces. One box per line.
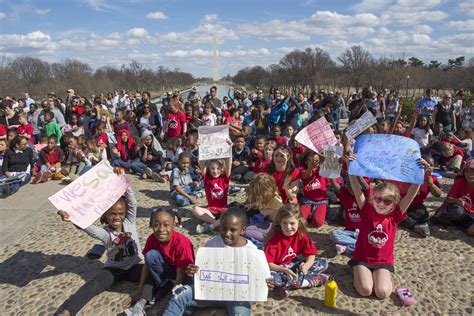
193, 146, 232, 234
264, 204, 329, 299
163, 137, 184, 172
439, 142, 464, 173
34, 136, 64, 184
170, 152, 203, 207
162, 207, 274, 316
123, 208, 195, 315
231, 135, 253, 183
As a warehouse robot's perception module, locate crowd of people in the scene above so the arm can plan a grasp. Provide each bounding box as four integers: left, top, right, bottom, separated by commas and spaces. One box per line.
0, 85, 473, 315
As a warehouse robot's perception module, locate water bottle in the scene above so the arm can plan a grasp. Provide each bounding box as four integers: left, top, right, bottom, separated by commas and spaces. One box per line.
324, 276, 338, 308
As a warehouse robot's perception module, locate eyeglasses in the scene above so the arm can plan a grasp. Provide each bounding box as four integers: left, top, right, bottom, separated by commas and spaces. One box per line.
374, 196, 394, 206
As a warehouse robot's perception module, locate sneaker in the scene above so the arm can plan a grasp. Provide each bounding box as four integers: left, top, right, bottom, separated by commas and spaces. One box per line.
61, 176, 72, 184
144, 167, 153, 179
414, 223, 430, 237
151, 172, 165, 183
307, 274, 329, 288
123, 300, 146, 316
335, 244, 347, 255
193, 191, 204, 199
196, 223, 212, 234
41, 170, 50, 183
32, 171, 43, 184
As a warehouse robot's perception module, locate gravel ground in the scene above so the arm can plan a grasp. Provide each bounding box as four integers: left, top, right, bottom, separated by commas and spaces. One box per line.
0, 174, 473, 316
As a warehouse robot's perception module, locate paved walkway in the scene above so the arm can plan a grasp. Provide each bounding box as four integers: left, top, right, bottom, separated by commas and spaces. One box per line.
1, 172, 472, 315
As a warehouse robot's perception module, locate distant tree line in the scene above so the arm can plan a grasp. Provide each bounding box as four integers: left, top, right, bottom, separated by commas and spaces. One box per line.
0, 57, 195, 98
232, 46, 474, 97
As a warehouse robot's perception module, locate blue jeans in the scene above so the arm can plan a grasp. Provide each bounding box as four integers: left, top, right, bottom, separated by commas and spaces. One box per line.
171, 184, 203, 206
332, 108, 341, 130
330, 229, 357, 254
145, 249, 176, 287
113, 158, 146, 174
163, 284, 251, 316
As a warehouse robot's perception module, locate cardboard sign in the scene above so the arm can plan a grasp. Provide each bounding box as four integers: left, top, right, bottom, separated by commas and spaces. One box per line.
348, 134, 424, 184
295, 117, 336, 153
198, 125, 231, 161
48, 160, 130, 229
345, 110, 377, 140
194, 247, 271, 302
320, 145, 343, 179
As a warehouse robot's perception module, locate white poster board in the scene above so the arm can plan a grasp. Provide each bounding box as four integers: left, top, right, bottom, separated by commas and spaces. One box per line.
198, 125, 231, 161
345, 110, 377, 140
48, 160, 130, 229
194, 247, 271, 302
320, 145, 343, 179
295, 117, 336, 153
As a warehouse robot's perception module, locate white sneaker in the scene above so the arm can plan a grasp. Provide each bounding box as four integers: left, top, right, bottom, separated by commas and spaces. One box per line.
124, 301, 146, 316
196, 223, 211, 234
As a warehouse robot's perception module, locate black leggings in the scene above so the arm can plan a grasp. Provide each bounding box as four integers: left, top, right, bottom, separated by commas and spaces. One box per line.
56, 264, 152, 315
399, 204, 429, 229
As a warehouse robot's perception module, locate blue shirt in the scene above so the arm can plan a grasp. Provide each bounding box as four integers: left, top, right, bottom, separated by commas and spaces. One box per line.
416, 97, 437, 116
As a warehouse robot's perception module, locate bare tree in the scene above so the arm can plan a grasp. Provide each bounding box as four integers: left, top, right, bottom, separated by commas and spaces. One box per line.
337, 46, 373, 93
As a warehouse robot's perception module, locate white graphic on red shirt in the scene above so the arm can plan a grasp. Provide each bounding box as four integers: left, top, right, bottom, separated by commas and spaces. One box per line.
305, 176, 321, 191
461, 194, 472, 209
169, 117, 178, 129
211, 183, 224, 200
348, 202, 361, 223
368, 224, 388, 248
281, 246, 297, 263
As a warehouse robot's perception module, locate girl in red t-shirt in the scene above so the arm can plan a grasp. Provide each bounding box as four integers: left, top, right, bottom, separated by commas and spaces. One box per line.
123, 208, 194, 314
263, 145, 300, 204
253, 141, 274, 173
434, 159, 474, 235
193, 146, 232, 234
17, 113, 34, 144
298, 151, 330, 228
264, 205, 328, 298
348, 168, 421, 299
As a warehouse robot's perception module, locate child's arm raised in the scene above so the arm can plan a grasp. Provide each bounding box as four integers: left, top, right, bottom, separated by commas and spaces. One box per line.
224, 138, 233, 177
348, 154, 366, 209
399, 183, 421, 213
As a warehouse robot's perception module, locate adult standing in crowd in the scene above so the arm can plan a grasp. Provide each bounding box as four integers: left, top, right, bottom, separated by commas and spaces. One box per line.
433, 93, 456, 132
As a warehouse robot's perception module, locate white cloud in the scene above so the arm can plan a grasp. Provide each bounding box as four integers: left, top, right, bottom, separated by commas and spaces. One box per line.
126, 28, 149, 38
352, 0, 392, 12
0, 11, 6, 19
413, 25, 433, 34
165, 49, 211, 58
203, 14, 218, 23
34, 8, 50, 15
459, 1, 474, 17
146, 11, 168, 20
447, 19, 474, 31
0, 31, 58, 51
85, 0, 115, 11
381, 10, 447, 25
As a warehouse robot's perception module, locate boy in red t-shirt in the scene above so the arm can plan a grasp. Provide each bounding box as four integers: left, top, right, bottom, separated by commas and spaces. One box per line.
17, 113, 34, 144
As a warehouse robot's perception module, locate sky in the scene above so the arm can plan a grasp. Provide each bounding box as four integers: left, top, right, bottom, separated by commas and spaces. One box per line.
0, 0, 473, 78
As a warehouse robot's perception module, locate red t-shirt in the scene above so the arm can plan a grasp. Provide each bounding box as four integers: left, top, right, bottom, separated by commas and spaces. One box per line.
142, 231, 195, 269
263, 166, 300, 203
97, 132, 108, 146
351, 202, 406, 266
337, 188, 365, 231
167, 111, 186, 138
291, 145, 305, 166
448, 177, 474, 214
411, 174, 439, 206
270, 136, 288, 146
299, 167, 328, 201
225, 116, 240, 126
203, 172, 230, 209
265, 230, 318, 265
41, 147, 63, 165
253, 158, 270, 173
18, 124, 34, 144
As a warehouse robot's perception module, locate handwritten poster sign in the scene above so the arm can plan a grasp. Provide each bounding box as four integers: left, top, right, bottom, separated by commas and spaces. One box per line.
48, 160, 130, 229
345, 110, 377, 140
198, 125, 231, 161
295, 117, 336, 153
348, 134, 424, 184
320, 145, 343, 179
195, 247, 271, 302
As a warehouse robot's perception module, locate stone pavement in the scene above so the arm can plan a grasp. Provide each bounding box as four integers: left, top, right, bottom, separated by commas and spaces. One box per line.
0, 174, 473, 315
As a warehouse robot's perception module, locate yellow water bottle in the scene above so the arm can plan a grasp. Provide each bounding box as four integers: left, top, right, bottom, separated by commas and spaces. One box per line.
324, 276, 338, 308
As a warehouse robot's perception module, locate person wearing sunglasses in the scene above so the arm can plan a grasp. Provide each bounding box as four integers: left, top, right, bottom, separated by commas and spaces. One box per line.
347, 154, 422, 299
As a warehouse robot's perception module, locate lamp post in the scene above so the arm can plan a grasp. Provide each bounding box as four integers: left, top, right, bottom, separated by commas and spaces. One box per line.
406, 75, 410, 100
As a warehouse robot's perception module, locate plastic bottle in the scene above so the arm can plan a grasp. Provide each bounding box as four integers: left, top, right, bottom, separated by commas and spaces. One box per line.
324, 276, 338, 308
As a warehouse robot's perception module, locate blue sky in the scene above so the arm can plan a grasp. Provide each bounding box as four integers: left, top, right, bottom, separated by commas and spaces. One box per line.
1, 0, 473, 77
